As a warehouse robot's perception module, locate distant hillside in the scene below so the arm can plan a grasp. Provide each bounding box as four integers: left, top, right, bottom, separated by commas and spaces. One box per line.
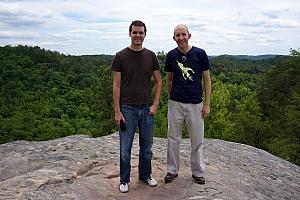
210, 54, 280, 60
79, 54, 114, 64
209, 54, 283, 76
0, 45, 115, 143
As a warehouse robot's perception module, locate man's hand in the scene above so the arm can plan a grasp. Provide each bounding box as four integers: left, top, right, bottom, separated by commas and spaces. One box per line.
148, 104, 158, 116
115, 111, 125, 127
202, 104, 210, 119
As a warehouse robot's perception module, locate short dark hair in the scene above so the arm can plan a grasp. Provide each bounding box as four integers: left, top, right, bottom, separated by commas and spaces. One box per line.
129, 20, 147, 34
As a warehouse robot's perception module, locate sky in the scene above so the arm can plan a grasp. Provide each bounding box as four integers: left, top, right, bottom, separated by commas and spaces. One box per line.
0, 0, 300, 56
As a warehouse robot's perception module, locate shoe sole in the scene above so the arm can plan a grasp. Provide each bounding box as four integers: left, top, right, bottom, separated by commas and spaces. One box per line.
194, 180, 205, 184
148, 184, 157, 187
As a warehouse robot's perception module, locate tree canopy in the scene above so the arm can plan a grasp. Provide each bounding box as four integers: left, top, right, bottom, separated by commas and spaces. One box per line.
0, 45, 299, 166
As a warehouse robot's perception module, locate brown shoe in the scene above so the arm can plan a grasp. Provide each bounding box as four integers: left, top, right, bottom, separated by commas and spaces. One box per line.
164, 173, 178, 183
192, 175, 205, 184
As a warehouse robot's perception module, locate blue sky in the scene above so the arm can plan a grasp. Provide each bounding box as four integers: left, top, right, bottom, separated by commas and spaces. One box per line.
0, 0, 299, 55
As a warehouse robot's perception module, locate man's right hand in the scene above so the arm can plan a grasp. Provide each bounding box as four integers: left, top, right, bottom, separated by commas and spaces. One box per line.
115, 111, 125, 127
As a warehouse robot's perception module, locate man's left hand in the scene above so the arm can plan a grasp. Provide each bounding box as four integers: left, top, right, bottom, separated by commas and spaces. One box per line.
149, 104, 158, 115
202, 104, 210, 119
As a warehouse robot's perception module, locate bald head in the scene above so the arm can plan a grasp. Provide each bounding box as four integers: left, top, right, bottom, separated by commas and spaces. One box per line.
173, 24, 192, 52
174, 24, 189, 36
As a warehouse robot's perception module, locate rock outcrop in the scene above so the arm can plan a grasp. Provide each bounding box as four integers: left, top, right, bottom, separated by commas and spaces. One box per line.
0, 133, 299, 200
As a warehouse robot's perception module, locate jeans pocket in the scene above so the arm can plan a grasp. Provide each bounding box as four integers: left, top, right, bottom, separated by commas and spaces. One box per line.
121, 104, 130, 109
121, 104, 130, 113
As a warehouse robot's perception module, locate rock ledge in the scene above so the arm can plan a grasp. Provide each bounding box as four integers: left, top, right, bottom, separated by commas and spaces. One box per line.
0, 133, 299, 200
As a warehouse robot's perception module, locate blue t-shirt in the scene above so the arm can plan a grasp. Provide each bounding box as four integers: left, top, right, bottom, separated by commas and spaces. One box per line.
164, 46, 210, 103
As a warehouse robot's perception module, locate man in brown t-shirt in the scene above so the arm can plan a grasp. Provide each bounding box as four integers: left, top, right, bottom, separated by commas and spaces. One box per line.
111, 20, 162, 193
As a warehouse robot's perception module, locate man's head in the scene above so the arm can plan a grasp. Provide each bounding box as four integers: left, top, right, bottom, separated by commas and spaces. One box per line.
129, 20, 147, 46
173, 24, 191, 49
129, 20, 147, 34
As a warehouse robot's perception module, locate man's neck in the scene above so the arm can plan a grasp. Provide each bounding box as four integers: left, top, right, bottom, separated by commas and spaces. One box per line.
129, 44, 143, 51
178, 45, 192, 54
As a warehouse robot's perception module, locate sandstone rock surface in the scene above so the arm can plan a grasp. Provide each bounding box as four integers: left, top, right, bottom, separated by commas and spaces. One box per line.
0, 133, 299, 200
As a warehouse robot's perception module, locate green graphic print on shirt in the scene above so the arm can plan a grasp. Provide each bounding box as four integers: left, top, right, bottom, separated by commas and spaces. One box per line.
176, 60, 195, 81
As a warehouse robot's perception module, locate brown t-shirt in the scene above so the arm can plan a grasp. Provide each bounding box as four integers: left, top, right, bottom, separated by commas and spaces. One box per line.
111, 47, 160, 105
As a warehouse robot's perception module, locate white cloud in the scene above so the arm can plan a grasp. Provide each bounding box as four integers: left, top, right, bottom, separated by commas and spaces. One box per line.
265, 19, 299, 28
0, 30, 39, 38
0, 0, 300, 55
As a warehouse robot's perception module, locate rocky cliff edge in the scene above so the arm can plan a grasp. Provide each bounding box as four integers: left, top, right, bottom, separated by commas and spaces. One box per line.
0, 133, 299, 200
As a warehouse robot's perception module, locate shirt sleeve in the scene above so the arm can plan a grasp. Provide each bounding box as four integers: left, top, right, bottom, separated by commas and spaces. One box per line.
111, 53, 121, 72
153, 52, 160, 71
164, 52, 173, 72
201, 50, 211, 71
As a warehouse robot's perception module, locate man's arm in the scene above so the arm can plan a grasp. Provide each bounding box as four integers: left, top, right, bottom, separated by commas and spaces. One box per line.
149, 69, 162, 115
202, 70, 211, 118
166, 72, 173, 97
112, 71, 124, 126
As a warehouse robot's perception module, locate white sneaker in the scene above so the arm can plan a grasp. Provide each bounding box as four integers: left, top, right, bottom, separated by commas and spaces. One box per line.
146, 177, 157, 187
119, 183, 128, 193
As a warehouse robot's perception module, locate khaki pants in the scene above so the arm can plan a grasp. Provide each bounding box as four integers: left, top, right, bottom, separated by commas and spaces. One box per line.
167, 100, 205, 177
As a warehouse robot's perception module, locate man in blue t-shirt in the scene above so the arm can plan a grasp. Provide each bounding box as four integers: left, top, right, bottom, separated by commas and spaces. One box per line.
164, 24, 211, 184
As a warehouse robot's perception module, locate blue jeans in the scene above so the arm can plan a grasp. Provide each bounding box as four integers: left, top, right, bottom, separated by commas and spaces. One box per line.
119, 104, 154, 184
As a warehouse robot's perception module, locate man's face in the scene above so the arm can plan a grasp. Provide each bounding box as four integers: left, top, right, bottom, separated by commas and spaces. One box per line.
173, 26, 191, 49
129, 25, 146, 45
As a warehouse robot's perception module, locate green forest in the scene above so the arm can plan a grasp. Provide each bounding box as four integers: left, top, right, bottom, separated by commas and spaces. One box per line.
0, 45, 299, 166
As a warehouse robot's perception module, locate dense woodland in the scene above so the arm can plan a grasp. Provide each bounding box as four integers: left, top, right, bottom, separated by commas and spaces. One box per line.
0, 45, 299, 166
